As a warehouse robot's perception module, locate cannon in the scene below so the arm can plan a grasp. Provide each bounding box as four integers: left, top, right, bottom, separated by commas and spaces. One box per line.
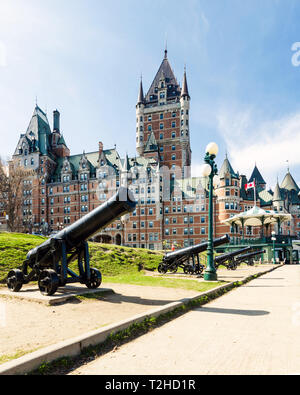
158, 235, 230, 275
234, 249, 266, 267
7, 187, 136, 296
214, 246, 252, 271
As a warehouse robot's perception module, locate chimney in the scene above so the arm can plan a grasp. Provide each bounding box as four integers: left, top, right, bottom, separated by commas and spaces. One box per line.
99, 141, 103, 156
53, 110, 60, 132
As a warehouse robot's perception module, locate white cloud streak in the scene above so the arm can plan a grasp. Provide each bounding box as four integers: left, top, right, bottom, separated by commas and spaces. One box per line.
216, 107, 300, 188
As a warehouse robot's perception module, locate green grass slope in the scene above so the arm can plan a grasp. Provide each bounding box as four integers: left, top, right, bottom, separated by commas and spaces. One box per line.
0, 233, 163, 283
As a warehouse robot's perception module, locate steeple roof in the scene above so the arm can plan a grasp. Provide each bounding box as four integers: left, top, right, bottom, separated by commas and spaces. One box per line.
145, 50, 181, 103
219, 156, 239, 179
249, 165, 266, 185
281, 171, 299, 192
137, 77, 145, 105
144, 132, 158, 153
273, 181, 283, 202
181, 67, 190, 99
25, 105, 52, 156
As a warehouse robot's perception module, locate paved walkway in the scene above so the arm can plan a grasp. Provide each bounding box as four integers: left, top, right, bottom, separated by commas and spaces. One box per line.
70, 265, 300, 375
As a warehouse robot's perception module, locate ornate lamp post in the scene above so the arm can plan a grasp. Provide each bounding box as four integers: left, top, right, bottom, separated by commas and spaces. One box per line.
201, 142, 219, 281
271, 230, 276, 264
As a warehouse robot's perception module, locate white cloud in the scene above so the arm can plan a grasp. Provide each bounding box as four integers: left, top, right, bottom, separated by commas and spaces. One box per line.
216, 107, 300, 188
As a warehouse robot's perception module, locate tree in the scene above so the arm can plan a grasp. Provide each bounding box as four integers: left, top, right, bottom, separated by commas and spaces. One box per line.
0, 158, 34, 232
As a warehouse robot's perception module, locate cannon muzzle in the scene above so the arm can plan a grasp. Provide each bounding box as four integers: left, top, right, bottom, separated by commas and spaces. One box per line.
215, 246, 252, 264
236, 249, 266, 262
26, 187, 136, 263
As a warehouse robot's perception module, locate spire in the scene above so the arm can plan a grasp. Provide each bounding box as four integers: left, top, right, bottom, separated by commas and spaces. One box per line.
181, 66, 190, 99
164, 41, 168, 59
281, 169, 299, 192
137, 76, 145, 105
219, 156, 239, 179
273, 181, 282, 202
249, 165, 266, 186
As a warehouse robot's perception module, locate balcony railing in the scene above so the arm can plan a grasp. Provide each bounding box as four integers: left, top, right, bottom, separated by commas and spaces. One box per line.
229, 235, 298, 246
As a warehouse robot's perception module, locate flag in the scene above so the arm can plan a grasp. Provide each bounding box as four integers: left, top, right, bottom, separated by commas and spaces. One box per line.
245, 181, 255, 191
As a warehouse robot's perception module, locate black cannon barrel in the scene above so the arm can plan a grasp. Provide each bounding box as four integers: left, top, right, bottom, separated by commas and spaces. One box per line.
236, 250, 266, 261
26, 187, 136, 263
215, 246, 252, 264
163, 235, 230, 263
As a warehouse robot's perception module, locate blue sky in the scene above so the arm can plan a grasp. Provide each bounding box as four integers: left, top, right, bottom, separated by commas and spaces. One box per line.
0, 0, 300, 189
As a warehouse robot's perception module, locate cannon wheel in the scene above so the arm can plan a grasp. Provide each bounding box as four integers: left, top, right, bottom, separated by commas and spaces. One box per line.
7, 269, 24, 293
158, 264, 167, 274
86, 268, 102, 289
195, 265, 204, 275
184, 265, 191, 274
38, 269, 60, 296
169, 263, 178, 274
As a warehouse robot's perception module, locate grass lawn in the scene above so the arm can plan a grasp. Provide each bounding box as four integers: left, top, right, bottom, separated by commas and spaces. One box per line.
103, 272, 225, 293
0, 233, 227, 294
0, 232, 163, 283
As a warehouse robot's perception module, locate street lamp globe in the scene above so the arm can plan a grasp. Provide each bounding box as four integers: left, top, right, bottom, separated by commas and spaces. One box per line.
201, 163, 212, 177
206, 142, 219, 157
271, 231, 276, 237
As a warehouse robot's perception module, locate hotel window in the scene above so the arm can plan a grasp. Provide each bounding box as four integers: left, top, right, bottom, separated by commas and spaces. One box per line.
165, 218, 169, 225
172, 132, 176, 138
172, 112, 176, 118
226, 189, 230, 196
148, 125, 152, 132
141, 221, 145, 228
225, 203, 230, 210
148, 116, 152, 122
184, 228, 188, 235
133, 222, 137, 229
172, 121, 176, 128
173, 229, 177, 235
149, 222, 153, 228
201, 228, 206, 235
149, 208, 153, 215
160, 113, 164, 120
128, 234, 132, 242
172, 145, 176, 151
172, 154, 176, 160
165, 229, 170, 236
160, 133, 164, 140
160, 123, 164, 130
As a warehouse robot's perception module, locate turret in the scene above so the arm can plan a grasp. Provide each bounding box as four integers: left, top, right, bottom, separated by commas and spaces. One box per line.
180, 67, 190, 143
53, 110, 60, 133
136, 77, 145, 157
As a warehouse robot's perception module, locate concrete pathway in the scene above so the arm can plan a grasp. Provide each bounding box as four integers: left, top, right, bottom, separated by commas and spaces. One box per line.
70, 265, 300, 375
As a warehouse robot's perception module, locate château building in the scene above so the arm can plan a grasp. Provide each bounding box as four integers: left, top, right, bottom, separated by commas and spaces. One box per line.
2, 49, 300, 261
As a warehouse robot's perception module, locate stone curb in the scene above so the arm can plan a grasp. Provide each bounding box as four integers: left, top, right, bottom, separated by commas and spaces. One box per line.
0, 264, 283, 375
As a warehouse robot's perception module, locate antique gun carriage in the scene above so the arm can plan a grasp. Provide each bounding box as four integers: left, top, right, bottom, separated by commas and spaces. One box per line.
214, 246, 252, 271
234, 249, 266, 267
158, 235, 230, 275
6, 187, 136, 296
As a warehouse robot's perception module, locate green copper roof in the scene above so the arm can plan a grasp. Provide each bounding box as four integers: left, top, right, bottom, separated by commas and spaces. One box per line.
249, 165, 266, 185
57, 135, 67, 147
219, 157, 239, 179
280, 171, 299, 192
25, 106, 52, 156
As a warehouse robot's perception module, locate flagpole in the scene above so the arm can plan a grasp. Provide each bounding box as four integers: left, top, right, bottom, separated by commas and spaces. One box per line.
254, 178, 256, 207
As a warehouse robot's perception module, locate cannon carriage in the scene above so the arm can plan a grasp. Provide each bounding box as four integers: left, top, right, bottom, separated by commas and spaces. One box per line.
6, 187, 136, 296
214, 246, 252, 271
234, 249, 266, 267
158, 235, 230, 275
